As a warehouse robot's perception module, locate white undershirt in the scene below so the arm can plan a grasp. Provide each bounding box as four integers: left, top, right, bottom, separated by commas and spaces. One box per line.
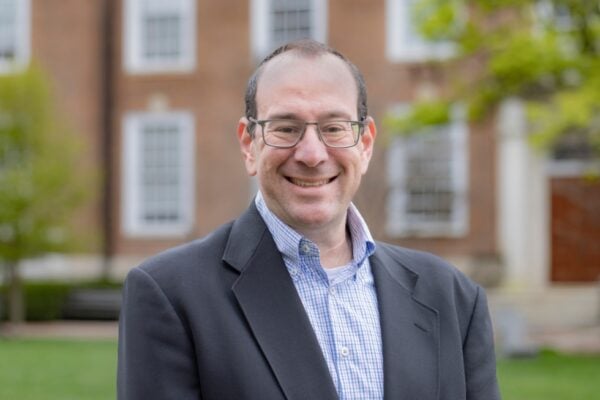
323, 263, 353, 281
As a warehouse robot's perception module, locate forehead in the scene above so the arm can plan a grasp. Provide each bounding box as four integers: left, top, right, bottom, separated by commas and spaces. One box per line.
255, 52, 358, 118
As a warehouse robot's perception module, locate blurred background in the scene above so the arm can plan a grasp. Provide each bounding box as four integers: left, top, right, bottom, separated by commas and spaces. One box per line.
0, 0, 599, 396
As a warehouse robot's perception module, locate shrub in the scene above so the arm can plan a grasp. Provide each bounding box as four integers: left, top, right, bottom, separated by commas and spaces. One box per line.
0, 280, 122, 321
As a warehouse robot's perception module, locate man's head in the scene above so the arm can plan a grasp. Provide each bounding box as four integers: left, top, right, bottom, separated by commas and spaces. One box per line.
237, 40, 376, 236
245, 40, 369, 132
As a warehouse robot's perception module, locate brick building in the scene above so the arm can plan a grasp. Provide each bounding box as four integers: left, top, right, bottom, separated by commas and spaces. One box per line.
3, 0, 598, 328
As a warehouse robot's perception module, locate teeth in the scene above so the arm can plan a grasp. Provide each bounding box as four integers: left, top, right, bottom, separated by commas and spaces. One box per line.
290, 178, 330, 187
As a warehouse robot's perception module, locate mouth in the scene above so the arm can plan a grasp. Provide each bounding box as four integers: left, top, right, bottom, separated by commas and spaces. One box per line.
286, 176, 337, 188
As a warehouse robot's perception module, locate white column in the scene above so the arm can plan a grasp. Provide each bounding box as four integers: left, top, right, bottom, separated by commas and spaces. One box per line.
496, 98, 548, 289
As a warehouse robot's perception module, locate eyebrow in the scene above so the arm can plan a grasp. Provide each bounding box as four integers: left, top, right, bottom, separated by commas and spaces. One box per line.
265, 111, 354, 120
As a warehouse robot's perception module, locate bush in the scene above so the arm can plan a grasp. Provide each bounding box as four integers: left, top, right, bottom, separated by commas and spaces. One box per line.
0, 280, 122, 321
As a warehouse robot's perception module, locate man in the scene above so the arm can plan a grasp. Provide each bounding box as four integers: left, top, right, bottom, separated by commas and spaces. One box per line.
117, 40, 501, 400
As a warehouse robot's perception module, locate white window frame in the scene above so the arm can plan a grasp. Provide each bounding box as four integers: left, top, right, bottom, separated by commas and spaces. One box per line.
386, 0, 456, 63
386, 105, 468, 237
0, 0, 30, 73
121, 111, 195, 237
251, 0, 328, 60
123, 0, 196, 74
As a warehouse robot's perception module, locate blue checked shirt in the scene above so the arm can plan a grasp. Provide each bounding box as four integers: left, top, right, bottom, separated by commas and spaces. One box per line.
255, 192, 383, 400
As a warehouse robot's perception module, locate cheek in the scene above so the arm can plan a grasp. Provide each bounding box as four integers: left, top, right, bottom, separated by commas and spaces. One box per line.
252, 143, 270, 167
341, 150, 369, 176
255, 149, 285, 177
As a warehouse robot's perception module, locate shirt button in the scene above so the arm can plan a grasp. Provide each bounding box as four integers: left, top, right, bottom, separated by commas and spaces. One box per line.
301, 243, 311, 254
289, 268, 299, 277
328, 286, 336, 295
340, 346, 350, 357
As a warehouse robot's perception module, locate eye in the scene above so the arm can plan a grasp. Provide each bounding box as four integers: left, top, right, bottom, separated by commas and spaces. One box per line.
320, 121, 350, 134
267, 121, 303, 135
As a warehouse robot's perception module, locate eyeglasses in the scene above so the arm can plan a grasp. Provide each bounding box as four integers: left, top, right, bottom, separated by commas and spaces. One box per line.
248, 117, 366, 148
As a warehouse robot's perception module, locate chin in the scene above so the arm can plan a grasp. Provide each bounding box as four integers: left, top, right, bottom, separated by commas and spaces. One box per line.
289, 207, 337, 228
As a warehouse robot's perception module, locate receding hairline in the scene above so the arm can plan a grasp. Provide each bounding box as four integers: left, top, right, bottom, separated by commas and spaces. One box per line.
257, 39, 351, 70
255, 50, 358, 94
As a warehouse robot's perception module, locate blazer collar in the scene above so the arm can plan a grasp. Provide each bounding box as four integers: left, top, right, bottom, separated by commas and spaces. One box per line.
370, 245, 440, 400
223, 204, 338, 400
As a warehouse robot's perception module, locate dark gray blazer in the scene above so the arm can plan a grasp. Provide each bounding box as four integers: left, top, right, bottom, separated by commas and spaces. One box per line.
117, 204, 501, 400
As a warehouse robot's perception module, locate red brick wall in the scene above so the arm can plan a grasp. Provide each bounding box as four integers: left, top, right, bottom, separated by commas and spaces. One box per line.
31, 0, 106, 252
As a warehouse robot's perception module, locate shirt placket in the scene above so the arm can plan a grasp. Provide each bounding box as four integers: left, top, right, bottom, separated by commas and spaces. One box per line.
327, 277, 355, 399
298, 240, 345, 394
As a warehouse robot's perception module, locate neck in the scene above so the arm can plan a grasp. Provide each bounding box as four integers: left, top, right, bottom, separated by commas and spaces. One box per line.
301, 223, 352, 269
320, 230, 353, 268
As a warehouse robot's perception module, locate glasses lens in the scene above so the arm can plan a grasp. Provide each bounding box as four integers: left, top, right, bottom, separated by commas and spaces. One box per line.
320, 121, 360, 147
263, 120, 304, 147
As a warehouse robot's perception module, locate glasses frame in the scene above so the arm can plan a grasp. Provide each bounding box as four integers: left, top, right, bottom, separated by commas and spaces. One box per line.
248, 117, 367, 149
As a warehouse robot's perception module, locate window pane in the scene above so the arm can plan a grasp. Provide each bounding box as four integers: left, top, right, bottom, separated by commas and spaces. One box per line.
404, 128, 454, 224
140, 122, 182, 225
142, 12, 182, 61
125, 0, 195, 72
0, 0, 17, 61
123, 112, 194, 236
270, 0, 313, 49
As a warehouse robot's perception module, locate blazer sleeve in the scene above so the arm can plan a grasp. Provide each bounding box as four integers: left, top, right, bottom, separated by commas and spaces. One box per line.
117, 267, 201, 400
464, 286, 502, 400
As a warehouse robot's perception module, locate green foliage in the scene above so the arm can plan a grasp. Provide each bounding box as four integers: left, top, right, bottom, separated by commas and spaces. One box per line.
383, 100, 452, 136
0, 66, 90, 263
413, 0, 464, 41
528, 71, 600, 152
386, 0, 600, 156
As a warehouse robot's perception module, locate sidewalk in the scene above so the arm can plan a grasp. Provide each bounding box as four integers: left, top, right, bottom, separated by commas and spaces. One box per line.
530, 324, 600, 354
0, 321, 118, 340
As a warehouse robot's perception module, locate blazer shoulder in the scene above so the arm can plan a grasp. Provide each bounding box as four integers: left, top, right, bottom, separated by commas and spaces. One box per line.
131, 220, 235, 281
374, 241, 480, 299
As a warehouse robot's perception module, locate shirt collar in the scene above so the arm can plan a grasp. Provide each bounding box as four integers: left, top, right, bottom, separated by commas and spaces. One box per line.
255, 191, 376, 272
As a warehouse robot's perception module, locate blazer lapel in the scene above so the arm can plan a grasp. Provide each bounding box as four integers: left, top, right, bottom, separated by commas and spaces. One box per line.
371, 247, 440, 400
223, 205, 338, 400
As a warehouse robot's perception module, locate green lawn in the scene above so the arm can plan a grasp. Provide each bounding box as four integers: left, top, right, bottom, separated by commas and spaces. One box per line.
0, 339, 599, 400
497, 349, 600, 400
0, 339, 117, 400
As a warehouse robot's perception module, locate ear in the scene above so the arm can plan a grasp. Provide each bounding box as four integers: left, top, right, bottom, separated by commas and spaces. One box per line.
237, 117, 258, 176
359, 116, 377, 174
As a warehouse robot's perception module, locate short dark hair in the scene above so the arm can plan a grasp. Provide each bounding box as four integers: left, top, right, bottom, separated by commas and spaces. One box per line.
244, 39, 368, 133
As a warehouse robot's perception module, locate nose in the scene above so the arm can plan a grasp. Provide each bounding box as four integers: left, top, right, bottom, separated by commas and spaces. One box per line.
293, 125, 328, 167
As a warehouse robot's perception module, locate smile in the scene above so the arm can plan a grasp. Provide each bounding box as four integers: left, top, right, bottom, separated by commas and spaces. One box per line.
287, 177, 335, 187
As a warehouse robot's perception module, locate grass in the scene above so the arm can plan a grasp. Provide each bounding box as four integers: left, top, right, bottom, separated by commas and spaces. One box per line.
0, 339, 117, 400
0, 339, 598, 399
497, 349, 600, 400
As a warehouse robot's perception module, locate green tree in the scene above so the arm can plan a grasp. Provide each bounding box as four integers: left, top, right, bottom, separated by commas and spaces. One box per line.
385, 0, 600, 159
0, 66, 89, 323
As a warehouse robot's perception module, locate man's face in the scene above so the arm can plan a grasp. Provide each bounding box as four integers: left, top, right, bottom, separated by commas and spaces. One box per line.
238, 53, 376, 234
